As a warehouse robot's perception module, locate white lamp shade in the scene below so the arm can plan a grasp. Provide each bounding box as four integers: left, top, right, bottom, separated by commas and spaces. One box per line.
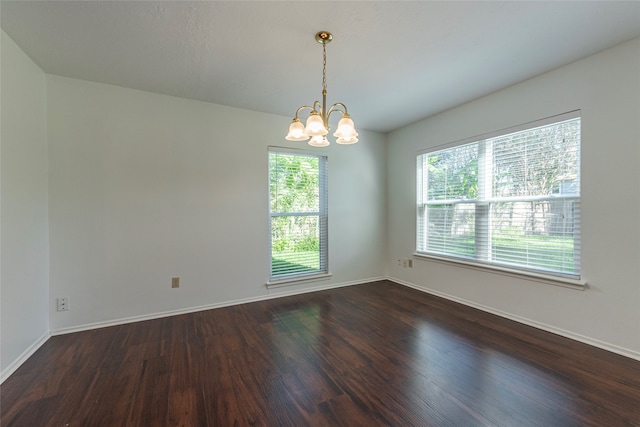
304, 113, 328, 136
285, 120, 309, 141
333, 116, 355, 135
308, 135, 330, 147
336, 135, 359, 145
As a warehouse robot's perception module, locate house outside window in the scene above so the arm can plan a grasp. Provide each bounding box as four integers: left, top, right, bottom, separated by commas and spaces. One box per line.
416, 111, 581, 279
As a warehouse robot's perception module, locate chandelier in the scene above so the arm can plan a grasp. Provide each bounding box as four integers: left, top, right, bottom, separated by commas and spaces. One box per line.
285, 31, 358, 146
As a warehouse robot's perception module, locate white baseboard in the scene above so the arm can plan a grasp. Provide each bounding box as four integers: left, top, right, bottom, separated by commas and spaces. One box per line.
1, 331, 51, 384
388, 276, 640, 362
50, 276, 386, 336
16, 275, 635, 383
4, 277, 384, 380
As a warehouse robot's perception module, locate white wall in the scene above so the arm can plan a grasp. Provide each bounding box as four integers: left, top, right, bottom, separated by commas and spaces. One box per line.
0, 31, 50, 380
4, 27, 637, 380
47, 75, 387, 332
387, 38, 640, 358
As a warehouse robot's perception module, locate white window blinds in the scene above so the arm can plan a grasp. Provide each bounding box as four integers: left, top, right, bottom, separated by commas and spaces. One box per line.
417, 111, 581, 279
269, 148, 328, 280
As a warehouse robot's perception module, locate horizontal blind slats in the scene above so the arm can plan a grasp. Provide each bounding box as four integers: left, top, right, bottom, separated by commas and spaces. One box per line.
269, 150, 328, 280
417, 114, 581, 279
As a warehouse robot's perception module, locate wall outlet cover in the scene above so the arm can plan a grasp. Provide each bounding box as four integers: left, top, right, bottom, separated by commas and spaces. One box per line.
57, 297, 69, 311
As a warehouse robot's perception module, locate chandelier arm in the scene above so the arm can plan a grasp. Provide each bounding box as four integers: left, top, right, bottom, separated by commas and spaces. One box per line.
294, 105, 315, 119
326, 103, 349, 118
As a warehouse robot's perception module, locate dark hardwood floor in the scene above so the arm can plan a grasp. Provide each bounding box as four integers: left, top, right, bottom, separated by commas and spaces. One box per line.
2, 280, 639, 426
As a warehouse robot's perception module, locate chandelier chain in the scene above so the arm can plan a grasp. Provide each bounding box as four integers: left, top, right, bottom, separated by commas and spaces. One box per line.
322, 43, 327, 92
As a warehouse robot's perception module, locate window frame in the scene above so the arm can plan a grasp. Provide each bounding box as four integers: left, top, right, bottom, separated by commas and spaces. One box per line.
415, 111, 586, 289
267, 146, 329, 286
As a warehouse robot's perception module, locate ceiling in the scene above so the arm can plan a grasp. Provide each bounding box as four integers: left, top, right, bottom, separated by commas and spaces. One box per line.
2, 1, 640, 133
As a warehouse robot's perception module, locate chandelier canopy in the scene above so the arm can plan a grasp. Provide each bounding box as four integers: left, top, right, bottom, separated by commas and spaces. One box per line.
285, 31, 358, 147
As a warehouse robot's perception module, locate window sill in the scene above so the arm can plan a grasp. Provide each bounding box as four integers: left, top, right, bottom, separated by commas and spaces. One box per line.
266, 273, 332, 289
412, 253, 587, 290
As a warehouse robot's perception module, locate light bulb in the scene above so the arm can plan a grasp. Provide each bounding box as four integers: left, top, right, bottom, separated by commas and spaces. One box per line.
336, 135, 358, 145
285, 119, 309, 141
333, 116, 356, 138
304, 112, 328, 136
308, 135, 330, 147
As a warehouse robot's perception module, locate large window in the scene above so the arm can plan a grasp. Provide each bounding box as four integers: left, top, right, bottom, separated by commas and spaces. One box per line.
269, 148, 328, 281
417, 111, 581, 279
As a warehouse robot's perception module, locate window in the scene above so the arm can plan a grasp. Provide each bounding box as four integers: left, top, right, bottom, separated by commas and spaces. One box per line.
417, 111, 581, 280
269, 148, 328, 281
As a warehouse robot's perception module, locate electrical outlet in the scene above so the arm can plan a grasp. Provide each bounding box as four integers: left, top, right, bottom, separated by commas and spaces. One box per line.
57, 297, 69, 311
171, 277, 180, 288
397, 258, 402, 266
402, 259, 408, 268
408, 259, 413, 268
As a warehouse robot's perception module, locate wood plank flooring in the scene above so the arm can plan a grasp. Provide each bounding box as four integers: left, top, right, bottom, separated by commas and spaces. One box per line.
2, 280, 639, 426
